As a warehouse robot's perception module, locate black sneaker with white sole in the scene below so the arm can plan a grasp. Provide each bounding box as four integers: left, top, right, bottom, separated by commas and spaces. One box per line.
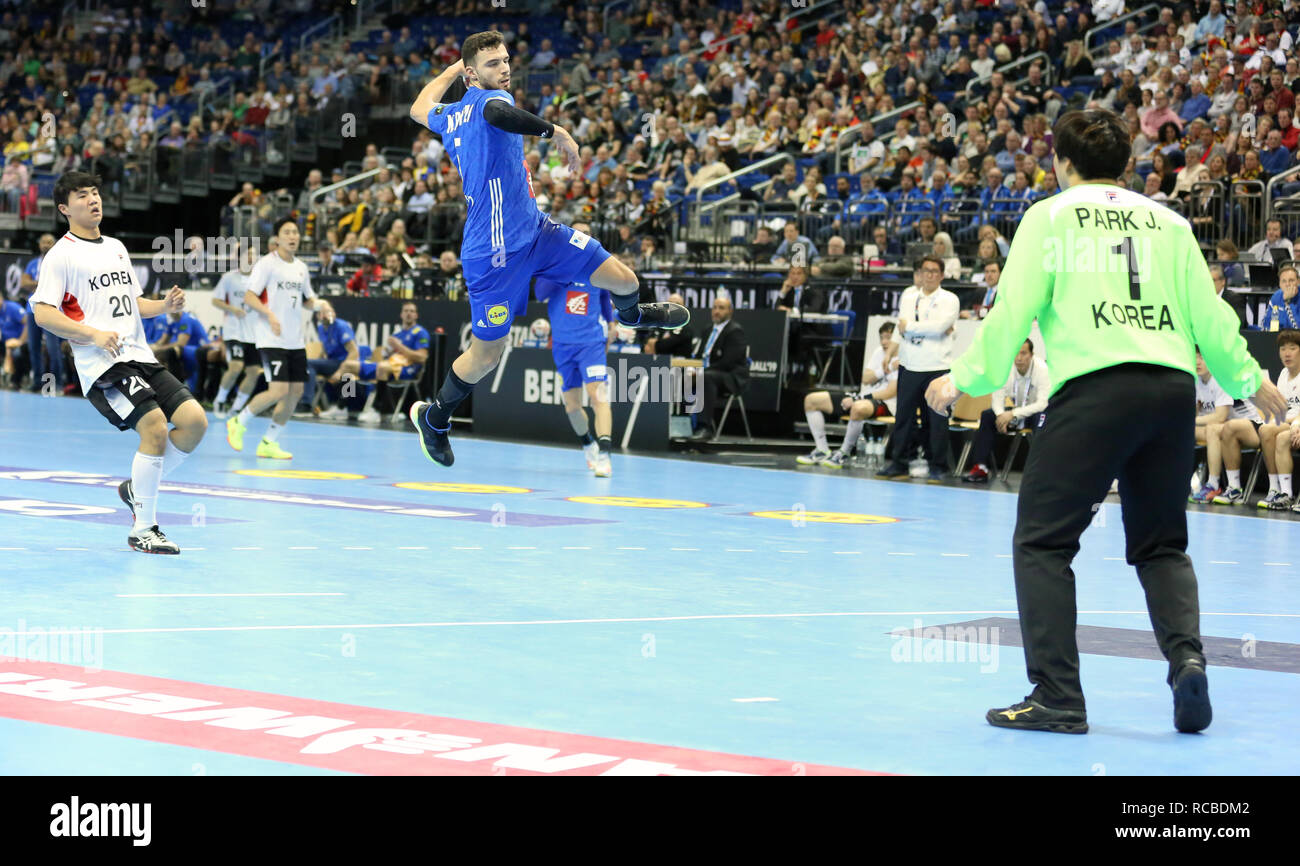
986, 697, 1088, 733
409, 401, 454, 467
616, 302, 690, 331
127, 525, 180, 555
118, 479, 137, 522
1171, 659, 1212, 733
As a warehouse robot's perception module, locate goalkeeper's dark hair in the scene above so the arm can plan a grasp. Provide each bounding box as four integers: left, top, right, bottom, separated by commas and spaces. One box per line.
1053, 109, 1130, 181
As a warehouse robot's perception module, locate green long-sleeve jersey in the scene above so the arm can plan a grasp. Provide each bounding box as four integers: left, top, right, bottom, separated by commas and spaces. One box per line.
949, 183, 1264, 400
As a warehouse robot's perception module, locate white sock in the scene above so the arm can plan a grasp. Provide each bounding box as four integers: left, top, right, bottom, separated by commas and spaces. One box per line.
162, 437, 190, 478
216, 384, 231, 405
237, 407, 254, 426
841, 419, 865, 454
1282, 475, 1294, 496
1227, 468, 1241, 488
1268, 474, 1279, 494
265, 422, 283, 443
130, 452, 164, 531
806, 409, 828, 451
231, 390, 252, 412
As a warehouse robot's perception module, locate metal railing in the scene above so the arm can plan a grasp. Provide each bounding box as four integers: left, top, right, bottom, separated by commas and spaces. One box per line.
602, 0, 634, 35
1085, 4, 1159, 53
300, 15, 341, 54
196, 77, 235, 124
1266, 164, 1300, 220
696, 153, 793, 204
834, 101, 921, 173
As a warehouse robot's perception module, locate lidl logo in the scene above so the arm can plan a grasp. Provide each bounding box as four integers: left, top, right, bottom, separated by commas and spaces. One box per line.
487, 303, 510, 326
750, 510, 899, 524
566, 496, 709, 509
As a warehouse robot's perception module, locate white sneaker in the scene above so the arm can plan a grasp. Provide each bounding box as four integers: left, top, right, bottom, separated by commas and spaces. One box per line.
320, 405, 349, 420
213, 406, 230, 420
583, 441, 600, 470
909, 458, 929, 478
594, 453, 612, 477
357, 409, 382, 424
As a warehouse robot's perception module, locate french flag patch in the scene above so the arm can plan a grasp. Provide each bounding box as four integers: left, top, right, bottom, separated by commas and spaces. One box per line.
1105, 191, 1120, 202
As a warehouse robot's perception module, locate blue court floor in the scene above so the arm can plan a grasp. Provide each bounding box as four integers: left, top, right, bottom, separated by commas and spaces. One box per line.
1, 389, 1297, 775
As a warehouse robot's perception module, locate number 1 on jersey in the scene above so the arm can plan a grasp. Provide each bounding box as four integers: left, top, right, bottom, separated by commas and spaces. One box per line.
1111, 236, 1141, 301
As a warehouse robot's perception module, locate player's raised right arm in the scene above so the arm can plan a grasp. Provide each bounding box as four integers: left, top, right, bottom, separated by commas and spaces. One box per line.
410, 60, 465, 127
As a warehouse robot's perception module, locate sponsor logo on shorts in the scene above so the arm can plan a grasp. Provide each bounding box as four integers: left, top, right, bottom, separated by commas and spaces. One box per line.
486, 304, 509, 326
585, 364, 608, 379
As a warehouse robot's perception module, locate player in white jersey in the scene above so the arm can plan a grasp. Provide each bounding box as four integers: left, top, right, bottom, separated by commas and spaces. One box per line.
211, 238, 262, 419
798, 320, 900, 468
1188, 349, 1234, 503
29, 171, 209, 554
1208, 371, 1268, 506
1257, 330, 1300, 511
225, 217, 317, 459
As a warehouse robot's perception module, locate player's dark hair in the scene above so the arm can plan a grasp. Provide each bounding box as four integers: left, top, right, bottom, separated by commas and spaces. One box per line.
879, 321, 895, 335
1053, 109, 1130, 181
1023, 338, 1034, 354
272, 216, 298, 237
462, 30, 505, 67
53, 171, 102, 215
984, 257, 1004, 271
1277, 329, 1300, 350
919, 254, 945, 273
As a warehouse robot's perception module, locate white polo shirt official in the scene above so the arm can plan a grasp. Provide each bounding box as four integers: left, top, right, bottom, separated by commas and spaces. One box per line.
891, 284, 960, 372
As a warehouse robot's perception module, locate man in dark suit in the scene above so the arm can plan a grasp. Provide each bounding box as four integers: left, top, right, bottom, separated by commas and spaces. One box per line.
690, 293, 749, 440
777, 265, 829, 379
1210, 265, 1249, 329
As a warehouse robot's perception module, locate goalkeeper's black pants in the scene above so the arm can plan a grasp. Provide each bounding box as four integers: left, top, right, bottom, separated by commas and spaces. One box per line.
1012, 363, 1205, 711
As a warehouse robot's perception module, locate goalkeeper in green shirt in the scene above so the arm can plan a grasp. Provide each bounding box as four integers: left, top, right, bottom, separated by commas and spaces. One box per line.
926, 109, 1287, 735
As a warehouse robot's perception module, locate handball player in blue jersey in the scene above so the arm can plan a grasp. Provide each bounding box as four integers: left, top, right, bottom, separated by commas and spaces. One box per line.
406, 30, 689, 466
534, 222, 617, 477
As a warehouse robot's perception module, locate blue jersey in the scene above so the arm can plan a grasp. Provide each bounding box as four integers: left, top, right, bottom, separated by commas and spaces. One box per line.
142, 315, 166, 343
535, 279, 614, 344
390, 324, 431, 356
425, 87, 545, 262
316, 317, 357, 362
165, 312, 207, 347
1, 300, 24, 340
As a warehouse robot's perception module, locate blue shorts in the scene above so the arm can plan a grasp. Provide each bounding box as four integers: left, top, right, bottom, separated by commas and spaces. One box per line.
551, 340, 609, 391
462, 218, 611, 341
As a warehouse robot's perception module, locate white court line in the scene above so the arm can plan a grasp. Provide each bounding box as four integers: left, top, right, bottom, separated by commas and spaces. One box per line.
117, 592, 346, 598
508, 546, 537, 550
232, 547, 263, 551
833, 551, 862, 555
995, 554, 1012, 558
779, 549, 808, 554
941, 553, 968, 558
732, 697, 779, 703
343, 546, 372, 550
1103, 557, 1125, 561
616, 547, 646, 551
0, 547, 25, 550
1209, 560, 1239, 564
453, 546, 482, 550
725, 548, 754, 552
562, 546, 591, 550
10, 608, 1299, 637
1263, 562, 1292, 566
671, 547, 700, 551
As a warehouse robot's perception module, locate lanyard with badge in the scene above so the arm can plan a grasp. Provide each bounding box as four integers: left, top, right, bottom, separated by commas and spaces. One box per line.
910, 290, 939, 345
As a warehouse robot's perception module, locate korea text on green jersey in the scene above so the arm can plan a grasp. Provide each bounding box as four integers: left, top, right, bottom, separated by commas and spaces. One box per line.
949, 184, 1264, 400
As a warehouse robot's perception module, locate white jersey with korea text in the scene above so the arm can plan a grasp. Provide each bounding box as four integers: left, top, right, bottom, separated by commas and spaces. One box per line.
1276, 366, 1300, 424
29, 231, 155, 393
863, 346, 899, 414
212, 269, 253, 343
1194, 374, 1232, 417
247, 253, 315, 350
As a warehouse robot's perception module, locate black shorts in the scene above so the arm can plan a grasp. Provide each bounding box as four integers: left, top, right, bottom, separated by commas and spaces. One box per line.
828, 391, 892, 419
224, 340, 260, 366
259, 347, 308, 383
87, 361, 194, 432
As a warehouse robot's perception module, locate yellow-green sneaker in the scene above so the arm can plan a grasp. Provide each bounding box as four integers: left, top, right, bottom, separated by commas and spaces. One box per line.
256, 438, 292, 459
226, 415, 246, 451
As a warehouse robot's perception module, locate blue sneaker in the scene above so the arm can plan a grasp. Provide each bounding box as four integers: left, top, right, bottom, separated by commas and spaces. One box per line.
1189, 483, 1221, 504
409, 401, 454, 467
